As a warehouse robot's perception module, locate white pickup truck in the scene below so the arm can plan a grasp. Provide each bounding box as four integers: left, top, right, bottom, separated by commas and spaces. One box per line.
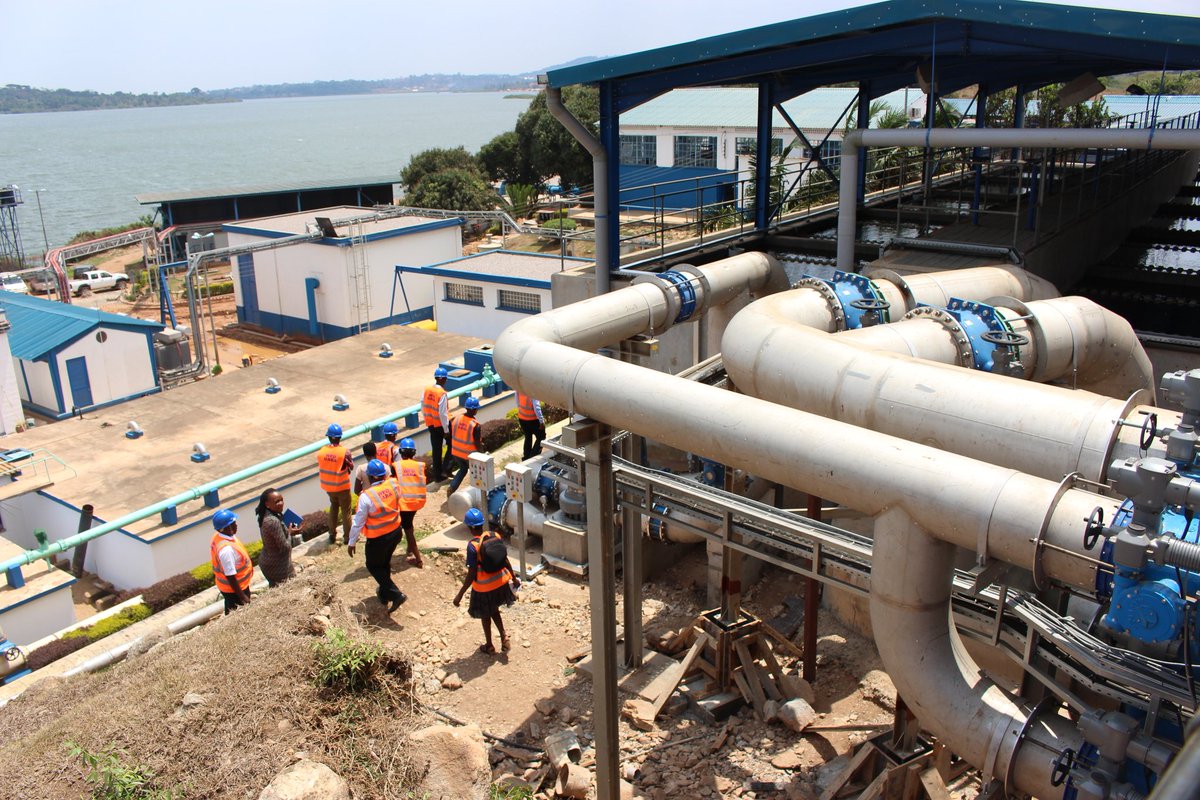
70, 270, 129, 297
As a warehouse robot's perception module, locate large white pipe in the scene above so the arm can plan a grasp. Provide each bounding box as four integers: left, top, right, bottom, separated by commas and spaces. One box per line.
495, 259, 1110, 790
722, 291, 1158, 483
835, 295, 1156, 398
546, 87, 610, 294
837, 127, 1200, 271
868, 264, 1058, 310
871, 509, 1082, 799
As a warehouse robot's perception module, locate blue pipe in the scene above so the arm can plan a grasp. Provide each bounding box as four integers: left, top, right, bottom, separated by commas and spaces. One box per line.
305, 277, 320, 338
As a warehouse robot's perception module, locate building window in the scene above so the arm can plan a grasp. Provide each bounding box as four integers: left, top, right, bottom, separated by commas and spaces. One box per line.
444, 282, 483, 306
497, 289, 541, 314
818, 140, 842, 161
619, 135, 657, 166
735, 137, 784, 156
674, 135, 717, 168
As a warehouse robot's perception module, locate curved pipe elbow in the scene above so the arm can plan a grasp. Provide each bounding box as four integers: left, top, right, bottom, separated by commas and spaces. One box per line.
871, 510, 1082, 799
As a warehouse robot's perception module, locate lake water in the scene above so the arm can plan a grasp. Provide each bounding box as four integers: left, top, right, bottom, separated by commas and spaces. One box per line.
0, 92, 530, 250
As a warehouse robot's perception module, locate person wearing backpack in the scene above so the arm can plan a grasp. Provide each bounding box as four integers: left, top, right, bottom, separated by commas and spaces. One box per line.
453, 508, 519, 655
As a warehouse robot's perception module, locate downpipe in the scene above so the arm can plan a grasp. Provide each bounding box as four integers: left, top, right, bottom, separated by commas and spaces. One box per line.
871, 509, 1082, 798
546, 87, 610, 295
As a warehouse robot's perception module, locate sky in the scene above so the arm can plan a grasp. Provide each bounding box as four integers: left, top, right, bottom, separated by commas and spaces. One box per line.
6, 0, 1200, 94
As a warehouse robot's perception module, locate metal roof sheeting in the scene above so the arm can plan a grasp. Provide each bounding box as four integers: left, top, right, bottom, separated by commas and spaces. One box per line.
621, 87, 920, 130
547, 0, 1200, 111
136, 176, 397, 205
0, 293, 161, 361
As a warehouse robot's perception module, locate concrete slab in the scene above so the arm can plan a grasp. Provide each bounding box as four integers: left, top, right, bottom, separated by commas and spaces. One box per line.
4, 324, 488, 538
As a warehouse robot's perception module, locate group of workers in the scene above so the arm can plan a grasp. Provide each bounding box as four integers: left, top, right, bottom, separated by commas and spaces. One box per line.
207, 367, 538, 646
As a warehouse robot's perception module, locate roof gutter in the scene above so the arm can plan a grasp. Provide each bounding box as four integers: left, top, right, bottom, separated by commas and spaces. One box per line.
545, 87, 610, 295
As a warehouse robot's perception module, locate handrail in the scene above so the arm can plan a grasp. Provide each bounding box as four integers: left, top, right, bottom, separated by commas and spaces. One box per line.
0, 369, 498, 573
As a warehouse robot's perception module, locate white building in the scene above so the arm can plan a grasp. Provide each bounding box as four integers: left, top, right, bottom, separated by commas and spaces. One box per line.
397, 250, 590, 340
0, 293, 162, 420
618, 86, 927, 172
0, 310, 26, 434
223, 206, 463, 341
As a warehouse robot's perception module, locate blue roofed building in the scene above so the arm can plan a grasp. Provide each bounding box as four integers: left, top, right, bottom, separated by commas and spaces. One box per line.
0, 293, 163, 420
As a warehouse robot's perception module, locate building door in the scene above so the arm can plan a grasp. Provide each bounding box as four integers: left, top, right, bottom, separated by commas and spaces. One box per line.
237, 254, 260, 326
65, 356, 94, 409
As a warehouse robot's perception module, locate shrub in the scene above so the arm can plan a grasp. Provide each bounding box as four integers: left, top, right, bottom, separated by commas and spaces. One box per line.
193, 281, 233, 299
543, 404, 569, 425
62, 604, 152, 643
140, 573, 205, 613
313, 627, 385, 693
480, 418, 519, 452
66, 741, 174, 799
298, 510, 330, 542
541, 218, 576, 232
25, 635, 89, 672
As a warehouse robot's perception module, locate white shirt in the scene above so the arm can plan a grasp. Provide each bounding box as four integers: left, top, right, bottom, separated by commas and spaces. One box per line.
347, 487, 381, 547
437, 391, 449, 429
214, 533, 241, 576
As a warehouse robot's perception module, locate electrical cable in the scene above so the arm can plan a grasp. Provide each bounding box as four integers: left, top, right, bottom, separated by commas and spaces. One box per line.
1175, 564, 1197, 707
416, 700, 543, 752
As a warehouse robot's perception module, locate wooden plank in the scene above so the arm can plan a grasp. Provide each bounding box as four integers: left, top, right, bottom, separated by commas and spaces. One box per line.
754, 637, 791, 699
648, 633, 708, 720
819, 745, 878, 800
755, 660, 783, 702
731, 668, 753, 704
918, 768, 954, 800
761, 623, 805, 661
694, 656, 717, 679
857, 770, 890, 800
734, 639, 768, 713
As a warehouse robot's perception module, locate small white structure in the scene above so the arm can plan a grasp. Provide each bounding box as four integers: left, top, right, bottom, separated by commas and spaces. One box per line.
0, 293, 162, 420
618, 86, 926, 171
223, 206, 463, 341
397, 250, 590, 340
0, 309, 26, 434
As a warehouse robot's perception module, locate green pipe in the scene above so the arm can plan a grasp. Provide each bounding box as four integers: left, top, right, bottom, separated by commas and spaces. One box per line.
0, 368, 498, 573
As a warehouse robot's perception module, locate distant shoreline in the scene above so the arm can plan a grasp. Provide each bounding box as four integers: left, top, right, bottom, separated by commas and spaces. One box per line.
2, 76, 542, 114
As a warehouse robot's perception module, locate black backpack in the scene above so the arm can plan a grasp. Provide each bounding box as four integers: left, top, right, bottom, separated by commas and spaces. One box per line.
478, 533, 508, 573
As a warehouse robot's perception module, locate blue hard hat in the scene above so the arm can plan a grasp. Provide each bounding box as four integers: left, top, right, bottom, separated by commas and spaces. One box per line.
398, 437, 416, 451
382, 422, 399, 436
464, 508, 485, 527
367, 458, 388, 478
326, 423, 343, 438
212, 509, 238, 531
434, 367, 449, 379
464, 396, 480, 410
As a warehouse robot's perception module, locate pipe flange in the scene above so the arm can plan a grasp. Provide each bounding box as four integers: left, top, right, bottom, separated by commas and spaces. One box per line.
632, 271, 683, 327
1032, 472, 1083, 591
1003, 697, 1063, 796
987, 295, 1046, 381
794, 277, 846, 330
673, 264, 712, 310
903, 305, 974, 368
865, 267, 916, 313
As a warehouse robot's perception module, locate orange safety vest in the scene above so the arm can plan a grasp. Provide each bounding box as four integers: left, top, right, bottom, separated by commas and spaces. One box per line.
377, 439, 398, 468
397, 459, 427, 511
363, 479, 402, 538
422, 384, 446, 428
317, 444, 351, 493
451, 415, 479, 459
471, 531, 512, 593
210, 533, 253, 593
516, 393, 539, 422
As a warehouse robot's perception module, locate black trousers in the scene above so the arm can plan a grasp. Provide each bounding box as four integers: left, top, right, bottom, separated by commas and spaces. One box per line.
428, 426, 448, 480
519, 418, 545, 460
220, 590, 249, 615
364, 528, 404, 604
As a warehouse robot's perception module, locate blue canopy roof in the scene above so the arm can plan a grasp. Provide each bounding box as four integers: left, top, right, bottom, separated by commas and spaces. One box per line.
547, 0, 1200, 113
0, 293, 162, 361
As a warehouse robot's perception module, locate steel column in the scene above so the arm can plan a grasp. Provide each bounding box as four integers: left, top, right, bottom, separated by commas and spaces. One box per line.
856, 85, 871, 204
621, 433, 643, 669
754, 80, 775, 230
584, 423, 619, 800
804, 493, 822, 683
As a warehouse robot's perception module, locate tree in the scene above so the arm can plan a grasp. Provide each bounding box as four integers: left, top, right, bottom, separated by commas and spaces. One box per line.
478, 131, 538, 186
514, 86, 599, 190
405, 168, 497, 211
400, 146, 482, 191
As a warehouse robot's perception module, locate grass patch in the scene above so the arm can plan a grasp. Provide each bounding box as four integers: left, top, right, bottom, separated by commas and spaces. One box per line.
66, 741, 176, 799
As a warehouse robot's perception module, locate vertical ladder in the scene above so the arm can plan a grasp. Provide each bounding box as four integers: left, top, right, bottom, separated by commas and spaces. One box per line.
349, 221, 372, 333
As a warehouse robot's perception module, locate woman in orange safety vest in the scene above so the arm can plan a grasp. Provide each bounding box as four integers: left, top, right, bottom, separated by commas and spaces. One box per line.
453, 508, 519, 655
